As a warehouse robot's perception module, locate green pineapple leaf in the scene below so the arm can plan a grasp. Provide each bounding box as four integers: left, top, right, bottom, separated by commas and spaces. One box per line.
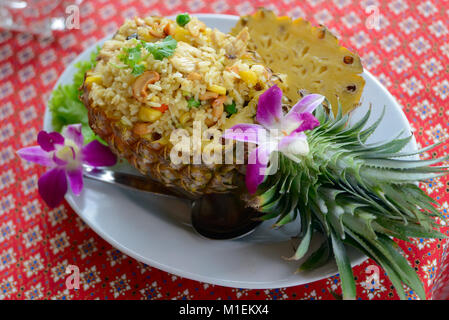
253, 101, 447, 300
298, 238, 331, 272
331, 231, 356, 300
286, 209, 312, 261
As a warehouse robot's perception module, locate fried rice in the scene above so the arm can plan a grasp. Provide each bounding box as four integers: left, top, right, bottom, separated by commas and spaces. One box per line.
85, 16, 284, 150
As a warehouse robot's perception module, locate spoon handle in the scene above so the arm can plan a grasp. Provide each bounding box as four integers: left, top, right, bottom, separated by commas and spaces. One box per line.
83, 166, 184, 200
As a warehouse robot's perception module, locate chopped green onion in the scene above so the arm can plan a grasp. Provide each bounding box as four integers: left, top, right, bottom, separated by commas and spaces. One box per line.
118, 43, 145, 75
187, 97, 201, 108
108, 62, 127, 69
176, 13, 191, 27
224, 101, 237, 115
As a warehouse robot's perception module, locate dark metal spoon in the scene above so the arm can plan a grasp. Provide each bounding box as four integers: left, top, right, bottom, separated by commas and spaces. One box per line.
82, 166, 262, 240
190, 193, 262, 240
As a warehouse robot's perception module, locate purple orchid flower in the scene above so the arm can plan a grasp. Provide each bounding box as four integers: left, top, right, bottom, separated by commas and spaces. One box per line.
17, 124, 117, 208
224, 85, 324, 194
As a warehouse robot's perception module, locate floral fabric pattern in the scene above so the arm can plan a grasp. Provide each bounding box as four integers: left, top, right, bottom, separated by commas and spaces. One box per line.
0, 0, 448, 300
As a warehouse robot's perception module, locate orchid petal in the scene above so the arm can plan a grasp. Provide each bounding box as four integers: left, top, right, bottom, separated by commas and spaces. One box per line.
223, 124, 265, 144
256, 85, 283, 128
62, 124, 83, 148
82, 140, 117, 167
38, 167, 67, 208
282, 111, 320, 135
294, 112, 320, 133
289, 94, 325, 115
17, 146, 53, 167
37, 131, 64, 152
67, 167, 83, 196
246, 146, 270, 194
282, 111, 302, 133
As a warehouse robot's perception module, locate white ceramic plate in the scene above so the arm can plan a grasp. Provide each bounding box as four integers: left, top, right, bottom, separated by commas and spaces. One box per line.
44, 14, 417, 289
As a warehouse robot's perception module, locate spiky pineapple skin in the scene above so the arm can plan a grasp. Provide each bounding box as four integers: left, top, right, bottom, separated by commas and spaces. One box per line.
82, 82, 245, 195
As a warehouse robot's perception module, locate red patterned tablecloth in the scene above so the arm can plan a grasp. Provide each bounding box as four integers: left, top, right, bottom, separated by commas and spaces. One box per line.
1, 0, 448, 300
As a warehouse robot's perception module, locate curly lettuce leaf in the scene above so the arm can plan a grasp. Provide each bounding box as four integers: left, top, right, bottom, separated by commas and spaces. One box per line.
48, 48, 105, 144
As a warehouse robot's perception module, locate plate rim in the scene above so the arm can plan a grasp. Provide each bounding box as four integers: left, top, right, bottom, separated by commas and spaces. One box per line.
43, 13, 416, 289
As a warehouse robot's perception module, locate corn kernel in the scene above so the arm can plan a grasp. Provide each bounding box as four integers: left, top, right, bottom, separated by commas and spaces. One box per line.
138, 107, 163, 122
239, 70, 258, 86
150, 96, 160, 102
173, 26, 190, 42
85, 75, 102, 86
207, 85, 227, 95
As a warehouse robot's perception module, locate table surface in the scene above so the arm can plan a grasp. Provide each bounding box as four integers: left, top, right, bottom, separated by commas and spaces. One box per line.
1, 0, 448, 300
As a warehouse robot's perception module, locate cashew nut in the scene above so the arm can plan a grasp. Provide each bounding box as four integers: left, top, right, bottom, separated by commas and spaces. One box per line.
132, 71, 160, 102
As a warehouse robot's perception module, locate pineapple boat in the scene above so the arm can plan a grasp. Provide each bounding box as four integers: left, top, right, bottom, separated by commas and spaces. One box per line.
82, 14, 277, 194
81, 12, 448, 299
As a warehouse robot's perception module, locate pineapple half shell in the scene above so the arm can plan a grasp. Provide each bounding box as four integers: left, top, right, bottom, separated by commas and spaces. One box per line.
82, 16, 269, 195
232, 8, 366, 115
83, 99, 243, 195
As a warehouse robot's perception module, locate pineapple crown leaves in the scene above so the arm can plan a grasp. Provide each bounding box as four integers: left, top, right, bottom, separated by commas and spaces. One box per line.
254, 101, 448, 300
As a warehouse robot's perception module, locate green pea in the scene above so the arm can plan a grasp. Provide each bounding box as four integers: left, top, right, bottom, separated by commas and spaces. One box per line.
176, 13, 191, 27
224, 101, 237, 115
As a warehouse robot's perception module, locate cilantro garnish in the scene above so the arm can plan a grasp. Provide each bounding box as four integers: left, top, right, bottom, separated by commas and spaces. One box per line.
187, 97, 201, 108
143, 36, 178, 61
116, 36, 178, 76
224, 101, 237, 115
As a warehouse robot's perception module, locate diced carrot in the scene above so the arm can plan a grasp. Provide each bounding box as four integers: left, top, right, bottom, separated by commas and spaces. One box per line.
153, 103, 169, 113
163, 23, 175, 36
